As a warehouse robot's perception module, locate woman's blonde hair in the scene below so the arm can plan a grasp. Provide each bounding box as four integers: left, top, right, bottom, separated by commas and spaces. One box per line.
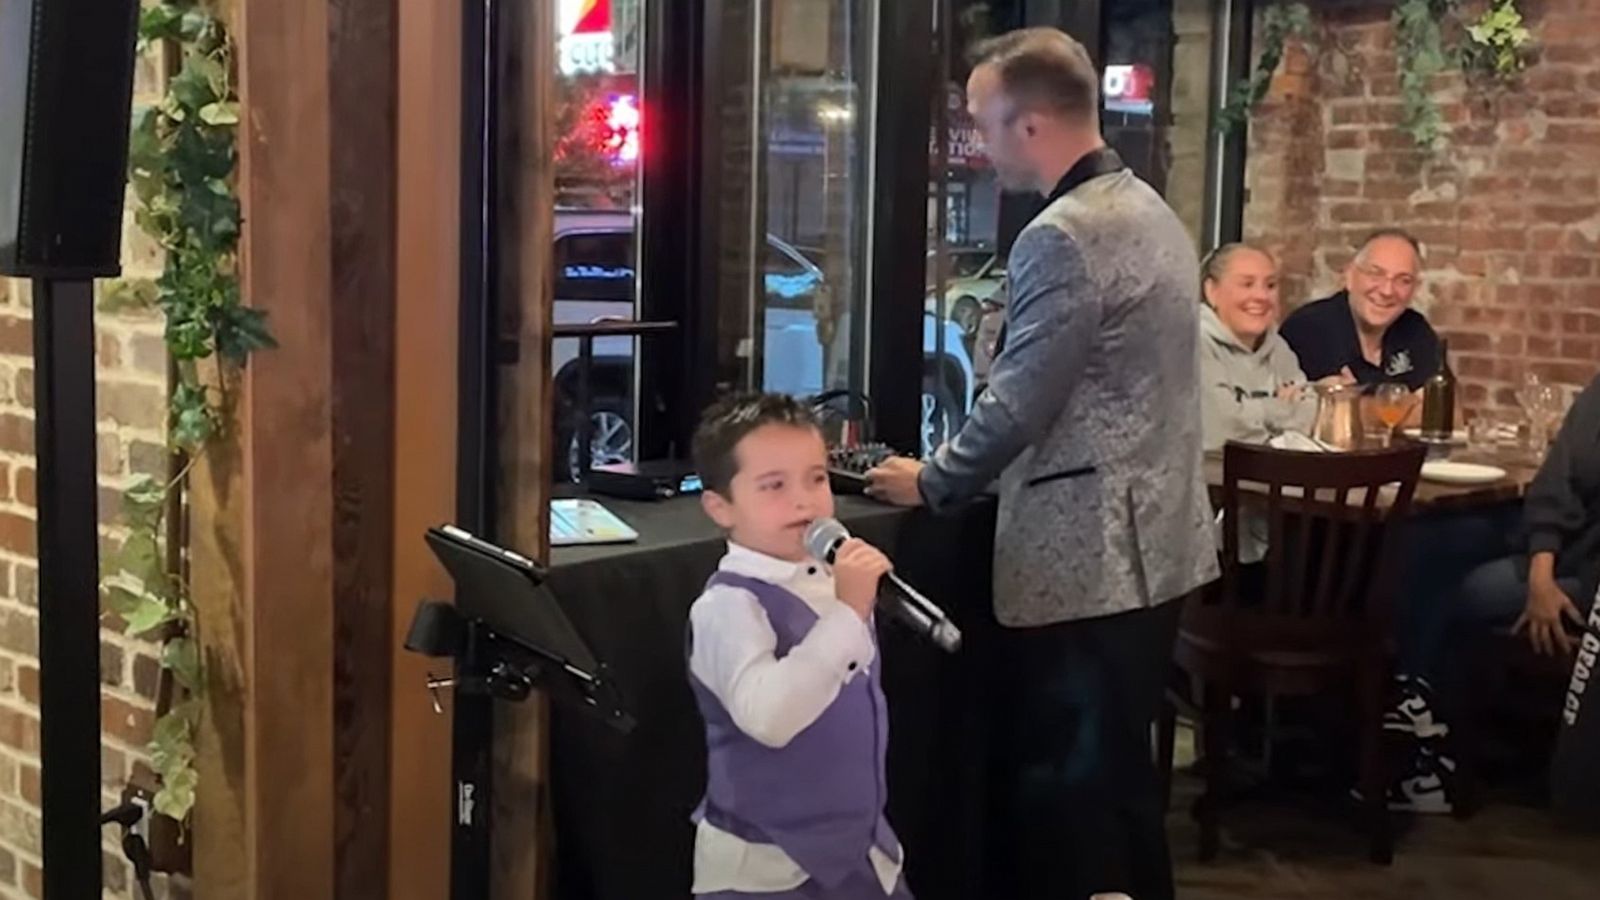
1200, 241, 1276, 288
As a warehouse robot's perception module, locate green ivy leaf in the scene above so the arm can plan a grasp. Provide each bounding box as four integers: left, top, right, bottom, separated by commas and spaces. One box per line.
215, 306, 278, 365
172, 399, 215, 450
99, 278, 159, 314
154, 763, 198, 821
198, 101, 239, 126
124, 594, 177, 638
162, 638, 202, 694
114, 530, 163, 586
125, 476, 167, 518
138, 5, 185, 44
170, 57, 220, 113
103, 582, 145, 619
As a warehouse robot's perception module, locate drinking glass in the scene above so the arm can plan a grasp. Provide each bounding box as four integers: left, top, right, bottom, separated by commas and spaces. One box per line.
1371, 382, 1412, 447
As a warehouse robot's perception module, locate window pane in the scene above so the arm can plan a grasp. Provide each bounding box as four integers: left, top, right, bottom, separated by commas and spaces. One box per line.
550, 0, 644, 482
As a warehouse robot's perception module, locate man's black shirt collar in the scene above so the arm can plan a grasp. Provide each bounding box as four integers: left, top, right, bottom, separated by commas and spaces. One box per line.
1045, 146, 1127, 205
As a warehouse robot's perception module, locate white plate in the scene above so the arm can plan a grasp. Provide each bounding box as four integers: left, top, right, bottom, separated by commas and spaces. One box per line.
1403, 428, 1468, 445
1420, 461, 1507, 485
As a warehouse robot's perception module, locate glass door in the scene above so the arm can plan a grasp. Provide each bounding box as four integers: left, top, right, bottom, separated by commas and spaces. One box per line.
710, 0, 880, 415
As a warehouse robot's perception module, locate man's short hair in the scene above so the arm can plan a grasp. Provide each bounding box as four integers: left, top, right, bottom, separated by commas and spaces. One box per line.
692, 392, 821, 497
967, 27, 1099, 123
1358, 228, 1424, 264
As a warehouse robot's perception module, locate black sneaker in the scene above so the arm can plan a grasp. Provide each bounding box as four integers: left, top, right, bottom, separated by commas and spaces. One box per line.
1384, 675, 1450, 739
1390, 746, 1455, 815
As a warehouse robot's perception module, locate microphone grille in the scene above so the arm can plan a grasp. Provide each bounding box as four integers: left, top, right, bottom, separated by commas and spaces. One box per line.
803, 517, 850, 561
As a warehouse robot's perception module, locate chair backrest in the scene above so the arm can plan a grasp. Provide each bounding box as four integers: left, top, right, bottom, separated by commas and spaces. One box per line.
1210, 441, 1426, 643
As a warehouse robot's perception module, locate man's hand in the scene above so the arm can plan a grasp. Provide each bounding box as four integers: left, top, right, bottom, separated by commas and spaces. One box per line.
1316, 367, 1357, 388
832, 538, 891, 620
1514, 574, 1585, 657
864, 457, 926, 507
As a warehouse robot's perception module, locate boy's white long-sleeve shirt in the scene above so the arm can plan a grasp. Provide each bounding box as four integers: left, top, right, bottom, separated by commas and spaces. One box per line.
687, 541, 902, 895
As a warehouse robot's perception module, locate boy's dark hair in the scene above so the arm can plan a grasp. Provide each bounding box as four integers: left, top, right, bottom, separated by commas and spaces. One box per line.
692, 392, 821, 496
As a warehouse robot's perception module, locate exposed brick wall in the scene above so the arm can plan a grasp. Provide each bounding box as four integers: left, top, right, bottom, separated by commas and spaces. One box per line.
0, 40, 185, 900
1244, 0, 1600, 415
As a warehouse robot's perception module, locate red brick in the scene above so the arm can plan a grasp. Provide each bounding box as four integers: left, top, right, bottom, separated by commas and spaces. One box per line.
0, 512, 34, 558
0, 707, 39, 756
1524, 68, 1579, 93
1554, 256, 1595, 279
0, 608, 36, 658
0, 317, 29, 356
22, 861, 37, 899
17, 767, 36, 808
95, 382, 166, 431
101, 694, 154, 747
13, 468, 31, 508
132, 652, 161, 700
16, 667, 36, 705
96, 332, 122, 369
1560, 338, 1600, 360
0, 415, 32, 456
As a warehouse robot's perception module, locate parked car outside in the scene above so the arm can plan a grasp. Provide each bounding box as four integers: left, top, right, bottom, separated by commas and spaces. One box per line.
924, 248, 1005, 340
552, 209, 976, 480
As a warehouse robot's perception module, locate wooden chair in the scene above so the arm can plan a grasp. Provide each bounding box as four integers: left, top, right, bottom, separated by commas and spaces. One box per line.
1159, 440, 1425, 865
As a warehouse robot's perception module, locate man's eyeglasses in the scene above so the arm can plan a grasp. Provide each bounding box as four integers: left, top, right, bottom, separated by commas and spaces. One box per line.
1355, 263, 1418, 293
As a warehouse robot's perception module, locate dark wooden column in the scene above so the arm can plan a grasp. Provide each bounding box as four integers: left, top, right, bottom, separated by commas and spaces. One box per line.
328, 0, 400, 895
190, 0, 402, 896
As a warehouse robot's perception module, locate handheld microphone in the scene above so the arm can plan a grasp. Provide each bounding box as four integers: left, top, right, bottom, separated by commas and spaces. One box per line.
804, 518, 963, 653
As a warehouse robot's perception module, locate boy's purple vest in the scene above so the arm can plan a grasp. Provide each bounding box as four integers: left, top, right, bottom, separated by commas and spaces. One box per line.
688, 570, 901, 890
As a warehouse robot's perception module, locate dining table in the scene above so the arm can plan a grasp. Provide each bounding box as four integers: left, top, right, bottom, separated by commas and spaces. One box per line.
1202, 440, 1545, 513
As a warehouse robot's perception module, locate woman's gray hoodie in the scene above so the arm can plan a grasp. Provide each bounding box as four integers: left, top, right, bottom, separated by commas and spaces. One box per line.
1199, 303, 1316, 451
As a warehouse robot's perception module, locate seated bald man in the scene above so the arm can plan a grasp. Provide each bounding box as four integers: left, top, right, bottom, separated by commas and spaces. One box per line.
1280, 228, 1440, 391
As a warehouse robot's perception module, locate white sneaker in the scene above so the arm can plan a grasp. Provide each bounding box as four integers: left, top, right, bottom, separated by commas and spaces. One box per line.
1390, 748, 1455, 815
1384, 677, 1450, 739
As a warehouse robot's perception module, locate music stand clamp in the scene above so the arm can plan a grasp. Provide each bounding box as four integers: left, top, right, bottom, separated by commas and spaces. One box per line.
406, 525, 634, 900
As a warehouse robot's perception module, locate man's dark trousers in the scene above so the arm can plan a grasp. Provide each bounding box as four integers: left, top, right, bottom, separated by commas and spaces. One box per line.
988, 598, 1183, 900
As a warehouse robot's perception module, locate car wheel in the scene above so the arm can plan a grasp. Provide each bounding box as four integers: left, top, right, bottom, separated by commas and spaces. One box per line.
558, 396, 634, 483
950, 296, 982, 340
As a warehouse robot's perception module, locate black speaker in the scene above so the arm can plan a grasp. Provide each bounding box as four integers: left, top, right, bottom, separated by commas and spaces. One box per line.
0, 0, 141, 278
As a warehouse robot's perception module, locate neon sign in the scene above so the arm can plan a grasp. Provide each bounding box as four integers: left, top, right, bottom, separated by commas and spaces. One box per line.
559, 0, 615, 75
1103, 64, 1156, 115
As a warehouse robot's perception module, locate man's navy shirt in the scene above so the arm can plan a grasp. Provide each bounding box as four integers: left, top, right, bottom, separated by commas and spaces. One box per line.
1279, 290, 1439, 391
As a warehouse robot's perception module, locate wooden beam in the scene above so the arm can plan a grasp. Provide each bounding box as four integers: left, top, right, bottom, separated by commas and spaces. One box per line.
387, 0, 460, 897
227, 0, 340, 895
489, 0, 555, 895
328, 0, 400, 895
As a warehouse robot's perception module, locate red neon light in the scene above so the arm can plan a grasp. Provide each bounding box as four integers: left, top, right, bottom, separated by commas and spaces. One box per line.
572, 0, 611, 35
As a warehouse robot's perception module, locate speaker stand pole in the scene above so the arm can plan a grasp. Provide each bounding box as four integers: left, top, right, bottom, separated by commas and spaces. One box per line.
32, 278, 103, 899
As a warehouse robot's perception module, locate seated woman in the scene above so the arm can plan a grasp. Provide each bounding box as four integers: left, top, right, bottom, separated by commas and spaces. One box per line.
1198, 243, 1317, 452
1456, 375, 1600, 654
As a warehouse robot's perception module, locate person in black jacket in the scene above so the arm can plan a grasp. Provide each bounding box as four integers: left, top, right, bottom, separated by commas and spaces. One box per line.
1455, 376, 1600, 655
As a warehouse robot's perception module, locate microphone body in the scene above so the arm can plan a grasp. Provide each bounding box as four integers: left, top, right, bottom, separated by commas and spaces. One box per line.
804, 518, 963, 653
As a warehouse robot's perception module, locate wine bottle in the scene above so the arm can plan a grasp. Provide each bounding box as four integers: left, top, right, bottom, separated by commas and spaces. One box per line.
1420, 339, 1455, 440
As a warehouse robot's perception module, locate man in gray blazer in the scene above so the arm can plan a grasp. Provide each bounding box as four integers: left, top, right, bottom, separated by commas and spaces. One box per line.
867, 27, 1217, 900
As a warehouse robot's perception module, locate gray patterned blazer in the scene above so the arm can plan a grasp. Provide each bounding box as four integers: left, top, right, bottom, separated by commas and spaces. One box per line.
918, 168, 1219, 627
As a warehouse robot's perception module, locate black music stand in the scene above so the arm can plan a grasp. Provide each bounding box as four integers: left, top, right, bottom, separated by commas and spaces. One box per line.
406, 525, 634, 900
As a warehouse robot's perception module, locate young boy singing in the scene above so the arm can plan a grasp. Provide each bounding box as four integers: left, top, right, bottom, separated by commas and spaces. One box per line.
686, 393, 912, 899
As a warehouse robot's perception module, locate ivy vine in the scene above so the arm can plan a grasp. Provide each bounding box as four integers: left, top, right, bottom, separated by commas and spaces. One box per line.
1393, 0, 1451, 149
1219, 0, 1534, 151
1461, 0, 1533, 82
1214, 2, 1313, 135
101, 0, 272, 824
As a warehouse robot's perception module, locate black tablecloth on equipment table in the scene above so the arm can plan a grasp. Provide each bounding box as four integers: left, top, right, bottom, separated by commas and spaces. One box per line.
546, 493, 1000, 900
